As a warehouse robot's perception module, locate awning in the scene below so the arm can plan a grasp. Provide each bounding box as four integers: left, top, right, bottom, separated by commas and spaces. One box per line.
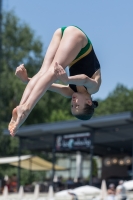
3, 112, 133, 156
0, 155, 66, 171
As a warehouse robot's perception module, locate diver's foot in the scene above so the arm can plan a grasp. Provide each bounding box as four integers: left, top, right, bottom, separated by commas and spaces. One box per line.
8, 107, 18, 137
8, 105, 29, 137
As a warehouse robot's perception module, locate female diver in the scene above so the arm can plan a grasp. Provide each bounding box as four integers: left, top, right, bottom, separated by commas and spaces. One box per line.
8, 26, 101, 136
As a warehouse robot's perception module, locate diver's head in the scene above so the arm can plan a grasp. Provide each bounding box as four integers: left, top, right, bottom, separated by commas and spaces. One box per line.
71, 92, 98, 120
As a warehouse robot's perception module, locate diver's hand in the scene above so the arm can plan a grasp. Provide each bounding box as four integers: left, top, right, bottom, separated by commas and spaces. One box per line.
54, 62, 69, 84
15, 64, 29, 84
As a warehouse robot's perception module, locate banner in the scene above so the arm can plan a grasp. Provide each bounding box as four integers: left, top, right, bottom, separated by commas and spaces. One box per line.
55, 132, 91, 151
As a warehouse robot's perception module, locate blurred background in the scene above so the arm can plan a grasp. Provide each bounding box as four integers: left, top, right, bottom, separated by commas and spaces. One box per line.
0, 0, 133, 200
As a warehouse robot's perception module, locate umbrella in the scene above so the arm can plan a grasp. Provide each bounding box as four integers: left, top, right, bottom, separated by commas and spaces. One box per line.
123, 180, 133, 190
100, 180, 108, 200
0, 155, 65, 171
55, 186, 101, 200
55, 189, 73, 196
73, 185, 101, 195
55, 190, 73, 200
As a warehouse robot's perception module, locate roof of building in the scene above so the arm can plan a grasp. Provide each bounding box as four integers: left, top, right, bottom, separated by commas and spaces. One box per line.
3, 111, 133, 156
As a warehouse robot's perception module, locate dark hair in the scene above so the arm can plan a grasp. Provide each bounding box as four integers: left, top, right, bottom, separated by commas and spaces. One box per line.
74, 101, 98, 120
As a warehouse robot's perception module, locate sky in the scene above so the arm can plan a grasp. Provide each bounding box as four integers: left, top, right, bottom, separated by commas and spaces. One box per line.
3, 0, 133, 100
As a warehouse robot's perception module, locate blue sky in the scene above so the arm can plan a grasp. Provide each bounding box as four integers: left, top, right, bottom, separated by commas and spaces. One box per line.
3, 0, 133, 100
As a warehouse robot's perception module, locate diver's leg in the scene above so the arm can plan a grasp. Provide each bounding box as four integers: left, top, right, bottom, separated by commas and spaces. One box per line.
19, 28, 62, 105
9, 26, 87, 136
9, 29, 62, 135
20, 26, 87, 108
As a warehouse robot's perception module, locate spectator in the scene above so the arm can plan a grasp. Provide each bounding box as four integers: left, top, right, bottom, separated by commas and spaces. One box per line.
59, 176, 65, 190
116, 180, 127, 200
74, 177, 83, 188
1, 176, 6, 193
107, 183, 116, 200
5, 177, 11, 192
10, 173, 17, 192
66, 177, 74, 189
55, 176, 64, 191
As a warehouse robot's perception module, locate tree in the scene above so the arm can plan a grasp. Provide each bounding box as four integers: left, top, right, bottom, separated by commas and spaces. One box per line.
0, 11, 73, 129
0, 11, 73, 160
92, 157, 98, 177
0, 11, 43, 125
95, 84, 133, 116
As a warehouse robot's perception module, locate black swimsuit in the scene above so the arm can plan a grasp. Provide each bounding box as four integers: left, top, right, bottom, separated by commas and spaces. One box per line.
61, 26, 100, 92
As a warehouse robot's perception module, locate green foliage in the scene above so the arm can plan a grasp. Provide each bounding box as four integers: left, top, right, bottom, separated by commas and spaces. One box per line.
92, 158, 98, 177
0, 11, 73, 181
1, 11, 43, 126
95, 84, 133, 116
20, 170, 46, 185
88, 158, 98, 180
26, 90, 74, 124
0, 11, 72, 128
2, 11, 42, 72
0, 165, 46, 185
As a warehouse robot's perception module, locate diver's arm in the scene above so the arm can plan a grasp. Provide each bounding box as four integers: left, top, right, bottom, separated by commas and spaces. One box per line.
22, 80, 73, 98
68, 74, 98, 86
20, 76, 72, 97
21, 76, 73, 98
48, 83, 73, 98
15, 65, 73, 98
68, 74, 100, 94
68, 74, 89, 85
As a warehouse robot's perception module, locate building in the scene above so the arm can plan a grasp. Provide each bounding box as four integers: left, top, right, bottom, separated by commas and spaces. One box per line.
3, 111, 133, 186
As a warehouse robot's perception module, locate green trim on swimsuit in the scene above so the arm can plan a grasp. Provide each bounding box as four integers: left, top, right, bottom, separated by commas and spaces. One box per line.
61, 26, 92, 60
61, 26, 67, 36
